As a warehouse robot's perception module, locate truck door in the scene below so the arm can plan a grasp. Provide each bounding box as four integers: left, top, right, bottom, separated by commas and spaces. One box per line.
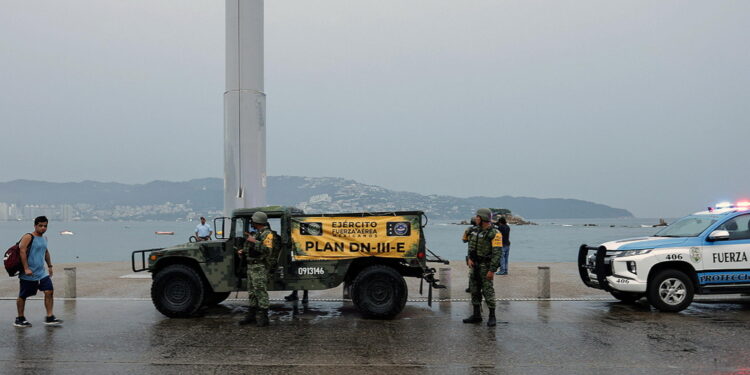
700, 214, 750, 286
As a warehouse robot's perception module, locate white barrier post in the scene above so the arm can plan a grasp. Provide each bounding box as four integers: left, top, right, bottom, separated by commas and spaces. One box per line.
438, 268, 451, 300
537, 266, 550, 299
64, 267, 77, 298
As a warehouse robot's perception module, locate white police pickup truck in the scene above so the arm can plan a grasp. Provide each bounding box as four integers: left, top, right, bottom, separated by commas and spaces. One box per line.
579, 201, 750, 312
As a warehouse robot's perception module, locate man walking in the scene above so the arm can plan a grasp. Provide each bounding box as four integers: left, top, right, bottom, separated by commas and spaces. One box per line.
494, 216, 511, 275
463, 208, 502, 327
15, 216, 62, 327
194, 217, 213, 241
238, 212, 274, 327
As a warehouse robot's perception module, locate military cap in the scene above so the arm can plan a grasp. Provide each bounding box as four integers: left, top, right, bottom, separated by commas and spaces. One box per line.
251, 211, 268, 224
475, 208, 492, 222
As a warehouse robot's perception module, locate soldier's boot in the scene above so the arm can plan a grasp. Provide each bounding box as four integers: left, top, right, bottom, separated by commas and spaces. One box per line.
487, 308, 496, 327
256, 309, 269, 327
302, 290, 309, 304
238, 307, 257, 326
284, 291, 299, 301
462, 305, 482, 324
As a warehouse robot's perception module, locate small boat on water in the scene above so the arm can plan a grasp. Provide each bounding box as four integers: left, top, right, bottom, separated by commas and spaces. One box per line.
59, 230, 74, 235
155, 231, 175, 235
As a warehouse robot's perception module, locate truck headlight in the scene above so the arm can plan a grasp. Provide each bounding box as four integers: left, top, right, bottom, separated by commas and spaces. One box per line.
614, 249, 652, 258
627, 261, 637, 274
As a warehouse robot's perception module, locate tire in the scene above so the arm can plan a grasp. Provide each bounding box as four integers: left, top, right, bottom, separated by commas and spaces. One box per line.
647, 269, 694, 312
351, 265, 408, 319
151, 264, 206, 318
202, 291, 231, 306
610, 291, 644, 304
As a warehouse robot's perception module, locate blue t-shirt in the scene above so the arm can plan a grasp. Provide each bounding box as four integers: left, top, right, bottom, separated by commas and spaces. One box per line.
195, 223, 212, 237
19, 235, 48, 281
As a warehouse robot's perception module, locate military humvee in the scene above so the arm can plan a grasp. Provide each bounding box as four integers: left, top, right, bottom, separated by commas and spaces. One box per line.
132, 206, 447, 319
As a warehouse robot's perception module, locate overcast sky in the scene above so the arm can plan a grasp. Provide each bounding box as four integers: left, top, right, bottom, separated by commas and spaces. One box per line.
1, 1, 749, 217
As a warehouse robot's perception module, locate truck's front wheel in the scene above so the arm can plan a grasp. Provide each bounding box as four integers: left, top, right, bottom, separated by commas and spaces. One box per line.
647, 269, 694, 312
352, 265, 407, 319
151, 264, 205, 318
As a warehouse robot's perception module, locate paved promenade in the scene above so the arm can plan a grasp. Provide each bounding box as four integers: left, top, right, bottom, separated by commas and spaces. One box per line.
2, 262, 750, 374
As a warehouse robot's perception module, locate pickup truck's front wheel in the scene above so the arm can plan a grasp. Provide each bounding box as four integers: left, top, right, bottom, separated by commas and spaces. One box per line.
151, 264, 205, 318
647, 269, 694, 312
352, 265, 407, 319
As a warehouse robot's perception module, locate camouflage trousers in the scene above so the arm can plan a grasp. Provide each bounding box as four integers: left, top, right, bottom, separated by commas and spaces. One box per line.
247, 263, 269, 310
469, 262, 495, 309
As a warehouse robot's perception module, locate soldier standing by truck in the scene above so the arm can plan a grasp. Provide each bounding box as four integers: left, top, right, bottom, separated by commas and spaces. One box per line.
237, 212, 274, 327
463, 208, 503, 327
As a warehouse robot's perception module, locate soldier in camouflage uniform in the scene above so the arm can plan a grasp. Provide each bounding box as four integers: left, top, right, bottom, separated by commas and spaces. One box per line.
238, 211, 274, 327
463, 208, 503, 327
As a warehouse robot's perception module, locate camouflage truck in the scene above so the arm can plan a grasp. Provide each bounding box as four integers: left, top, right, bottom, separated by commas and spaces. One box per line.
132, 206, 447, 319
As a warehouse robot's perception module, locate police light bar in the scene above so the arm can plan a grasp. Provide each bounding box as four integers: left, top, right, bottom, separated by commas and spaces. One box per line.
737, 201, 750, 210
716, 201, 733, 209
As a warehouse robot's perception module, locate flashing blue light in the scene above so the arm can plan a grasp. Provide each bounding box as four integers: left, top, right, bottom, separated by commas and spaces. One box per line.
716, 201, 733, 209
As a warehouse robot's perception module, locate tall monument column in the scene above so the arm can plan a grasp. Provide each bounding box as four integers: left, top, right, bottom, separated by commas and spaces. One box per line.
224, 0, 266, 215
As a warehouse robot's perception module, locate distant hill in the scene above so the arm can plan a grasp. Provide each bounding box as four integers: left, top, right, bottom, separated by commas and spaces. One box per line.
0, 177, 632, 220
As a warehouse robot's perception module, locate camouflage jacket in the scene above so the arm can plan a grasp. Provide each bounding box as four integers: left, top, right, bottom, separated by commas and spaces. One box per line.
465, 226, 502, 271
243, 228, 275, 265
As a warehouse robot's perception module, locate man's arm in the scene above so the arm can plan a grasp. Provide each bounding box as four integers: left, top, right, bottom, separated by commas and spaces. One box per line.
45, 249, 53, 276
257, 231, 273, 259
19, 234, 33, 276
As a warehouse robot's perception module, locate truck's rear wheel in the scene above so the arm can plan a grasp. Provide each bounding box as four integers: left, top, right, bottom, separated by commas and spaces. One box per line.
352, 265, 407, 319
151, 264, 205, 318
202, 291, 231, 306
647, 269, 694, 312
610, 291, 644, 304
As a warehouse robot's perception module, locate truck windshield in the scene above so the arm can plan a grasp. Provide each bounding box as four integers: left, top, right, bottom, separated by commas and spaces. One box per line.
654, 216, 717, 237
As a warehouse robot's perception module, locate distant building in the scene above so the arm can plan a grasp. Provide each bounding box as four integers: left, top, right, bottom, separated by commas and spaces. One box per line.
8, 204, 20, 220
23, 205, 62, 221
0, 202, 8, 221
61, 204, 74, 222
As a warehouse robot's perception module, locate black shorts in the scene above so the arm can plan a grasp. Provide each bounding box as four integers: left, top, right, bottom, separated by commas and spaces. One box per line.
19, 276, 54, 299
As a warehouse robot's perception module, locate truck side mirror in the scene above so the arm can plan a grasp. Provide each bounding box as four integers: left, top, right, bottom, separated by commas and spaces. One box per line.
214, 217, 229, 239
707, 230, 730, 242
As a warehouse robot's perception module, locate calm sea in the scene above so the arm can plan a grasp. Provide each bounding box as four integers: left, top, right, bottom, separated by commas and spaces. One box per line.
0, 218, 671, 264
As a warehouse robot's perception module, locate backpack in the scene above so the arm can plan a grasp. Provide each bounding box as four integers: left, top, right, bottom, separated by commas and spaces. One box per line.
4, 233, 33, 277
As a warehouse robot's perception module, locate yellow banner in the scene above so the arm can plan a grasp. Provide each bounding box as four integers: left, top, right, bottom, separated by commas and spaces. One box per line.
292, 215, 421, 260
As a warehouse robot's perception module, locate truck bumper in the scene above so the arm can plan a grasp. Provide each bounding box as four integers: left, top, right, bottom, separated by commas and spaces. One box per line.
605, 276, 648, 293
578, 244, 612, 291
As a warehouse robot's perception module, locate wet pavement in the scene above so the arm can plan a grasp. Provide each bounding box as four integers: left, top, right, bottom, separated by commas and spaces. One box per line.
2, 298, 750, 374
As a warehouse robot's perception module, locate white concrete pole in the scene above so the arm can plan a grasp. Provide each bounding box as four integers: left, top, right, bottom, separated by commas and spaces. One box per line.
537, 266, 550, 298
64, 267, 76, 298
438, 267, 451, 300
224, 0, 267, 216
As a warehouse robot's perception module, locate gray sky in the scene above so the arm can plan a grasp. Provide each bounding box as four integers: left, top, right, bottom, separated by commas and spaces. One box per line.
1, 1, 749, 218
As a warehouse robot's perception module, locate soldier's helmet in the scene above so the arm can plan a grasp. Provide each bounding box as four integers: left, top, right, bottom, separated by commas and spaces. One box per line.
251, 211, 268, 224
475, 208, 492, 222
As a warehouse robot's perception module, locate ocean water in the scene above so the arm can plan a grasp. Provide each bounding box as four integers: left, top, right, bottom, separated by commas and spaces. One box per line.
0, 218, 671, 264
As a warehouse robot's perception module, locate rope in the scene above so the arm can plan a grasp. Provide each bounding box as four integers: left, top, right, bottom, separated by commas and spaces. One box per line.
0, 296, 617, 302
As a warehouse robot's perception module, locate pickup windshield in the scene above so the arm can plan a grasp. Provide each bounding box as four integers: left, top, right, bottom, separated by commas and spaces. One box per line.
654, 216, 718, 237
